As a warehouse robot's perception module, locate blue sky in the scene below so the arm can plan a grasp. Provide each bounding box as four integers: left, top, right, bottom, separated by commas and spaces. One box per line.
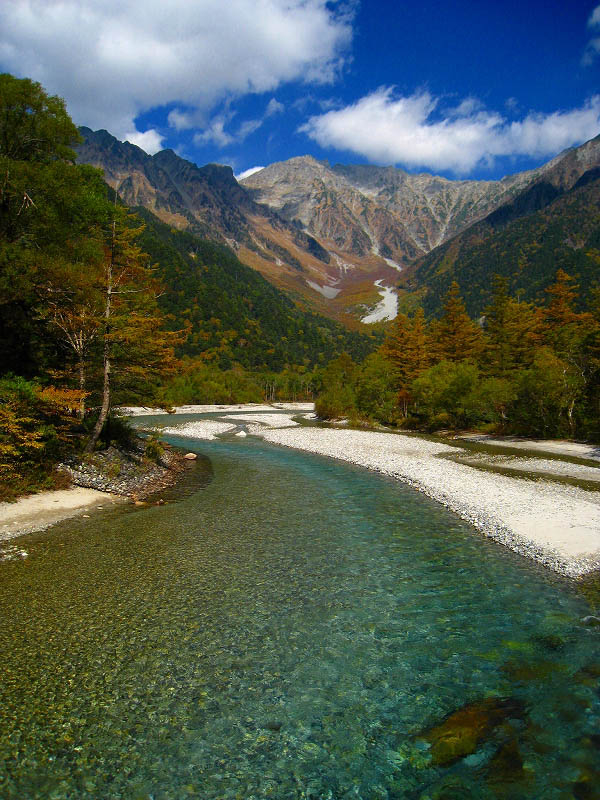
1, 1, 599, 180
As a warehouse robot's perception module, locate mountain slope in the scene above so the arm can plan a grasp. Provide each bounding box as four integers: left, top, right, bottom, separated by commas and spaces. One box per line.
77, 129, 394, 325
242, 137, 600, 269
77, 129, 600, 326
134, 209, 378, 370
403, 168, 600, 318
241, 156, 527, 264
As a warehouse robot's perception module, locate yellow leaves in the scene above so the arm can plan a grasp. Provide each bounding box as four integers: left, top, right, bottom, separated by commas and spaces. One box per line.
0, 405, 44, 479
38, 386, 85, 412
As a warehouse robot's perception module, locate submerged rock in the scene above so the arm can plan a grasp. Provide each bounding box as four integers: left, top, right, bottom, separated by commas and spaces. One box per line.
486, 738, 532, 795
417, 697, 525, 766
580, 615, 600, 628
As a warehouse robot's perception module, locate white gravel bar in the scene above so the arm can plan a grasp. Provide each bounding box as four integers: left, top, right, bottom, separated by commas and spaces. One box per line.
457, 434, 600, 462
257, 427, 600, 578
225, 413, 301, 428
458, 453, 600, 482
160, 420, 237, 440
121, 403, 315, 416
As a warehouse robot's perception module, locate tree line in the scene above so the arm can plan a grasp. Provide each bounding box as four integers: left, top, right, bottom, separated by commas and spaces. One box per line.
316, 272, 600, 441
0, 74, 179, 497
0, 73, 375, 499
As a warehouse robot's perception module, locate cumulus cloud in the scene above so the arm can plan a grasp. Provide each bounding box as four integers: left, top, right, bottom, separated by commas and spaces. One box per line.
194, 113, 236, 148
300, 87, 600, 174
0, 0, 352, 141
124, 128, 165, 155
236, 166, 265, 180
192, 96, 281, 148
583, 4, 600, 65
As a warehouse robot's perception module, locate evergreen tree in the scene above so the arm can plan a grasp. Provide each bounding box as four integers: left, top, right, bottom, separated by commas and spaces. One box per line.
85, 208, 180, 452
430, 281, 483, 363
483, 275, 543, 376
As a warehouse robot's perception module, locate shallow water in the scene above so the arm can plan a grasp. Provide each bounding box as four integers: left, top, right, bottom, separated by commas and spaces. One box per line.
1, 428, 599, 799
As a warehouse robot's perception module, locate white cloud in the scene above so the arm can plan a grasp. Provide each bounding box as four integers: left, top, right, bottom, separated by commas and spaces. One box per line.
583, 38, 600, 65
300, 87, 600, 174
167, 109, 195, 132
583, 4, 600, 64
236, 166, 265, 180
124, 128, 165, 155
0, 0, 352, 141
266, 98, 285, 116
194, 114, 235, 148
191, 96, 284, 148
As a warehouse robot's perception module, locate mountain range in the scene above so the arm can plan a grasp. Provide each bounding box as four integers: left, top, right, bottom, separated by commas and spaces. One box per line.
76, 128, 600, 324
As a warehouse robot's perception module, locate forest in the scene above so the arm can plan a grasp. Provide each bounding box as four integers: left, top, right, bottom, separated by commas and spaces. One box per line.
317, 275, 600, 441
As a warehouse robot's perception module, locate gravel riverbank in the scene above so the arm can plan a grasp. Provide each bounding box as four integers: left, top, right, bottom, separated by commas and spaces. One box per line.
59, 443, 189, 499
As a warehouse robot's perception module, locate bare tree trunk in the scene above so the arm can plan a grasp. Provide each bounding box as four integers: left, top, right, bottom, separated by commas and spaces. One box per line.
78, 355, 86, 422
567, 397, 576, 437
85, 217, 114, 453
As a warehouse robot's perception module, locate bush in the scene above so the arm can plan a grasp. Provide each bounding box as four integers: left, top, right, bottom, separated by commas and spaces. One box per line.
144, 432, 164, 463
0, 375, 81, 500
315, 385, 356, 419
98, 414, 138, 451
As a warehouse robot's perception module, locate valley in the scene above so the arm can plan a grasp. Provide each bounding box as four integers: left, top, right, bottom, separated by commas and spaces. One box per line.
77, 129, 600, 325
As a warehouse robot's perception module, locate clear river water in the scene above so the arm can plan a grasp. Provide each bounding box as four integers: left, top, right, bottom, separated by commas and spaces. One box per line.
1, 420, 599, 799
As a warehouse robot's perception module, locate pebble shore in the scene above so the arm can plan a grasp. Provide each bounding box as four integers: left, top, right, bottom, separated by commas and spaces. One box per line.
59, 443, 188, 500
255, 426, 600, 579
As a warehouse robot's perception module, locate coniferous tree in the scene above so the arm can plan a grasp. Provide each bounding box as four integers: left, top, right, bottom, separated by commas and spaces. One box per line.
483, 275, 543, 376
430, 281, 483, 363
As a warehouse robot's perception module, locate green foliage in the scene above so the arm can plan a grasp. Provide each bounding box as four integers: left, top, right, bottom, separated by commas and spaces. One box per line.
158, 362, 264, 405
353, 352, 400, 425
0, 74, 181, 488
510, 349, 585, 438
0, 73, 80, 162
97, 414, 138, 451
412, 361, 481, 429
314, 354, 357, 419
144, 433, 164, 463
158, 360, 318, 406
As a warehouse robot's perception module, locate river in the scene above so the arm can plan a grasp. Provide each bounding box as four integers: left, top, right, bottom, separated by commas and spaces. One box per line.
0, 423, 599, 799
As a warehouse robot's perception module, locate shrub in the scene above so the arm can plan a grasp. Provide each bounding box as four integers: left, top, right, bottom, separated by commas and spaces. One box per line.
144, 433, 164, 463
97, 414, 138, 451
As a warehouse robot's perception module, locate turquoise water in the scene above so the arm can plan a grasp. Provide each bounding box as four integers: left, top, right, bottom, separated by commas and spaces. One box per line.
0, 427, 599, 799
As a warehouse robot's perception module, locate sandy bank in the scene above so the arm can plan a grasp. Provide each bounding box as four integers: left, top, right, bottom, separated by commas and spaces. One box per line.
253, 427, 600, 578
0, 488, 120, 544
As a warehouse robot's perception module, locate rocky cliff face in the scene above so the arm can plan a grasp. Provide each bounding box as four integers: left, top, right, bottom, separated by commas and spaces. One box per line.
77, 129, 600, 326
241, 156, 548, 264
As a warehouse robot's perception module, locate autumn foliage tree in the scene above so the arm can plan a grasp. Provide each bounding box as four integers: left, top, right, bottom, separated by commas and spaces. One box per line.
0, 74, 181, 493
